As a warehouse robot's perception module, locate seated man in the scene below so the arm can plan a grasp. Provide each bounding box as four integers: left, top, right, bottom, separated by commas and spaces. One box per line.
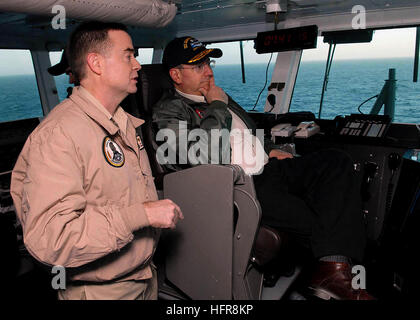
152, 36, 374, 300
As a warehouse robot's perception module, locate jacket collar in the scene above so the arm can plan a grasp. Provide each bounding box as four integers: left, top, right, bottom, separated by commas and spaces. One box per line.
127, 113, 145, 129
175, 88, 206, 103
70, 86, 145, 135
170, 88, 257, 131
172, 90, 204, 106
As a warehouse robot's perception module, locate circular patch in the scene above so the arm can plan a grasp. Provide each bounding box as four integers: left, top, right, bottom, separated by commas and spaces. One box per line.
103, 136, 125, 167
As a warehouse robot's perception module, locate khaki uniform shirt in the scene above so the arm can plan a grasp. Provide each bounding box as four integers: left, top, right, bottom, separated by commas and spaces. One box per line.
11, 86, 159, 282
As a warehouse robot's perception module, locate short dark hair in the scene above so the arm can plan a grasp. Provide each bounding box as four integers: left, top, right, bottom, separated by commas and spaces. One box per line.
68, 21, 128, 81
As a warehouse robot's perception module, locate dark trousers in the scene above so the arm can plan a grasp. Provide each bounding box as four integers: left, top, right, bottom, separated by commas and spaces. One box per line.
253, 149, 366, 261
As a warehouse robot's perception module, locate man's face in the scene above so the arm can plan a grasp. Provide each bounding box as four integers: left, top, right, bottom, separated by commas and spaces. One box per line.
101, 30, 141, 97
171, 59, 214, 96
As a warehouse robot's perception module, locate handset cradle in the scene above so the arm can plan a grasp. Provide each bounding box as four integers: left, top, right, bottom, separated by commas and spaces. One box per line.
271, 123, 297, 139
294, 121, 321, 138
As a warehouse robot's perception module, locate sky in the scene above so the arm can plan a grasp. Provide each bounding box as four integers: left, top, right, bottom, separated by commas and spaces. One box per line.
0, 27, 417, 76
208, 27, 417, 64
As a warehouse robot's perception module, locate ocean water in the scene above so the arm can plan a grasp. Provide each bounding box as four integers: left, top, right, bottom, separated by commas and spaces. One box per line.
216, 57, 420, 123
0, 57, 419, 124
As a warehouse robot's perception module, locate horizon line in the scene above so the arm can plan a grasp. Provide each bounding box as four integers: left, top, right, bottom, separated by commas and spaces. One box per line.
0, 56, 415, 76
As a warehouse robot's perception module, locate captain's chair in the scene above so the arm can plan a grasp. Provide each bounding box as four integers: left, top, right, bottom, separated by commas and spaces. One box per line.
122, 64, 173, 189
121, 64, 288, 299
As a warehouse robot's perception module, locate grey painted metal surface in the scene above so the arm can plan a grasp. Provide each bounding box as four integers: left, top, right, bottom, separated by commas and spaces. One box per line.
163, 164, 264, 300
164, 165, 235, 300
232, 173, 263, 299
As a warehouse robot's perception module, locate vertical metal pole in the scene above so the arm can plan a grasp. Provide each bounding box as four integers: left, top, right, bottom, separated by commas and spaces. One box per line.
414, 27, 420, 82
370, 68, 396, 119
318, 43, 332, 119
327, 44, 336, 78
239, 41, 246, 84
384, 68, 396, 121
369, 84, 387, 115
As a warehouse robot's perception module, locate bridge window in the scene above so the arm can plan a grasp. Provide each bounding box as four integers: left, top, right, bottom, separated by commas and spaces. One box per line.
290, 27, 419, 124
206, 28, 418, 124
136, 48, 153, 65
0, 50, 43, 123
207, 41, 276, 112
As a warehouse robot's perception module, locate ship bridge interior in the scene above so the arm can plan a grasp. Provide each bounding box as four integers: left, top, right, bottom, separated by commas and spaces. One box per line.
0, 0, 419, 301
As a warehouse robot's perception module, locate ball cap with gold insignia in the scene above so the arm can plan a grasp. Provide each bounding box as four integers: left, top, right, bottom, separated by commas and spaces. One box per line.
163, 36, 222, 69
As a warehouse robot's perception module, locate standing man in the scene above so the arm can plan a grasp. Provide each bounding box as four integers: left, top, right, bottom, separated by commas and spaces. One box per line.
11, 21, 183, 300
153, 36, 374, 300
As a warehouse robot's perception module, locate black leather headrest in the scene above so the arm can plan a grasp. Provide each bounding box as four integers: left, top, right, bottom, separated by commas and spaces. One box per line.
138, 64, 173, 116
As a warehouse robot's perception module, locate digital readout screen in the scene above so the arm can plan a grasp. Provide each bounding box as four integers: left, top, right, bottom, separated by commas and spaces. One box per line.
255, 25, 318, 54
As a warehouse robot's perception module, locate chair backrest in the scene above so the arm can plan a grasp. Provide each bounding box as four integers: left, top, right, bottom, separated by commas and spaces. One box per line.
163, 164, 263, 299
121, 64, 174, 189
138, 64, 173, 116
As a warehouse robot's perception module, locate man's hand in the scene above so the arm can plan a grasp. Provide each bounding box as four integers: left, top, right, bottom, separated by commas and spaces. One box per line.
269, 149, 294, 160
143, 199, 184, 229
198, 77, 228, 104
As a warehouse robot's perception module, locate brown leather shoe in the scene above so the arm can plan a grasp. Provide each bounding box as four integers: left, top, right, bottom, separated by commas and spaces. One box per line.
307, 261, 376, 300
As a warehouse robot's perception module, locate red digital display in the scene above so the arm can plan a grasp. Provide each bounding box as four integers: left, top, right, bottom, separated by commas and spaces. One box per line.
255, 25, 318, 54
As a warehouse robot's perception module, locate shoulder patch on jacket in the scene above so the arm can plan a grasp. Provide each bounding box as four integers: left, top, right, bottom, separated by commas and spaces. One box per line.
103, 136, 125, 167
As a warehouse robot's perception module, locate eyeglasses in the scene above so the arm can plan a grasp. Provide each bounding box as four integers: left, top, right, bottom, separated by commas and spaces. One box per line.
177, 60, 216, 73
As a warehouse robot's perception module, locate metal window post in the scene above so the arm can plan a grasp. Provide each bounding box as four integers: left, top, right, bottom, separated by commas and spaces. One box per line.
370, 68, 396, 121
30, 50, 60, 116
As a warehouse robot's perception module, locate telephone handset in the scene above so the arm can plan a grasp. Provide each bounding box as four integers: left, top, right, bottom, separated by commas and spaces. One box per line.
294, 121, 320, 138
271, 123, 297, 138
271, 121, 320, 139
